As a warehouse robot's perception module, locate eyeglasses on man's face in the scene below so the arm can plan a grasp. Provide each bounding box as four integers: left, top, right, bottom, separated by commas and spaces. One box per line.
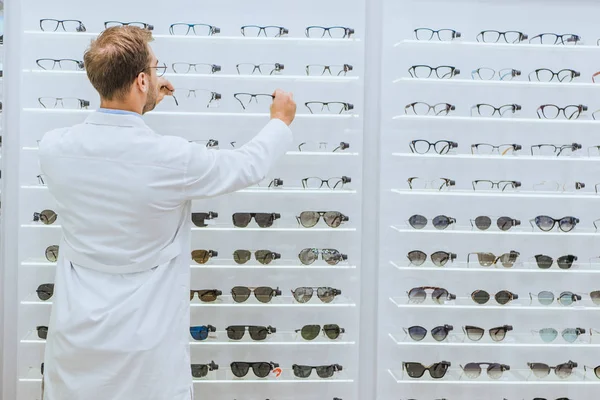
40, 19, 86, 32
104, 21, 153, 30
241, 25, 288, 37
38, 97, 90, 109
169, 23, 220, 36
36, 58, 84, 71
142, 62, 167, 77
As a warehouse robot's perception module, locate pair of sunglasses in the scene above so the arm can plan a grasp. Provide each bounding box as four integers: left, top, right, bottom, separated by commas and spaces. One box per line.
191, 211, 218, 227
533, 327, 585, 343
226, 325, 276, 341
189, 325, 216, 340
468, 251, 520, 268
461, 362, 510, 379
292, 364, 342, 378
298, 248, 347, 265
230, 361, 278, 378
405, 324, 454, 341
296, 324, 345, 340
33, 209, 58, 225
191, 249, 218, 264
36, 283, 54, 301
407, 251, 456, 267
534, 254, 577, 269
296, 211, 348, 228
190, 289, 222, 302
470, 216, 520, 231
232, 212, 280, 228
463, 325, 513, 342
584, 365, 600, 379
530, 215, 579, 232
191, 361, 218, 378
45, 245, 59, 262
472, 290, 518, 305
408, 287, 456, 304
528, 360, 577, 379
291, 287, 341, 303
403, 361, 451, 379
233, 250, 280, 265
37, 326, 48, 339
231, 286, 281, 303
408, 214, 456, 230
530, 291, 582, 306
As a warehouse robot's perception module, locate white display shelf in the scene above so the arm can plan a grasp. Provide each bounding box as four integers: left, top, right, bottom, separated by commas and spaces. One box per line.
21, 330, 356, 346
389, 297, 600, 311
391, 188, 599, 200
394, 39, 599, 51
392, 115, 599, 125
389, 261, 600, 274
22, 294, 357, 307
393, 77, 600, 89
387, 368, 594, 384
25, 30, 362, 45
388, 333, 598, 348
26, 69, 360, 83
391, 153, 595, 162
20, 224, 357, 232
390, 225, 599, 237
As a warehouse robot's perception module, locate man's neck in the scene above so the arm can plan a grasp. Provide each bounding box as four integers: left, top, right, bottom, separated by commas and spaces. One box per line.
100, 100, 142, 115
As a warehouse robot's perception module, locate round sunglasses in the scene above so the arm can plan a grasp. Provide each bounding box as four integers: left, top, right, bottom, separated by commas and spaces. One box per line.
408, 214, 456, 230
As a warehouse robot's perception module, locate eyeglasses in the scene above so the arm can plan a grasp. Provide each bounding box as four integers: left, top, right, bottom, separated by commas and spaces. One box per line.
189, 325, 216, 340
231, 286, 281, 303
407, 177, 455, 191
472, 180, 521, 191
241, 25, 288, 37
305, 101, 354, 114
236, 63, 284, 75
296, 211, 349, 228
171, 88, 221, 108
36, 283, 55, 301
471, 290, 518, 305
191, 249, 218, 264
292, 364, 343, 378
298, 248, 347, 266
298, 142, 350, 152
36, 58, 84, 71
233, 250, 281, 265
40, 19, 86, 32
470, 103, 521, 117
234, 93, 274, 110
529, 291, 582, 306
534, 254, 578, 269
530, 215, 579, 232
408, 65, 460, 79
463, 325, 513, 342
405, 102, 455, 116
169, 23, 219, 36
301, 176, 351, 190
232, 212, 280, 228
531, 143, 582, 156
476, 30, 528, 43
407, 251, 456, 267
225, 325, 276, 340
45, 245, 59, 262
408, 214, 456, 230
230, 361, 279, 378
529, 68, 580, 82
534, 181, 585, 192
306, 64, 353, 76
38, 97, 90, 109
527, 360, 578, 379
190, 289, 222, 302
471, 68, 521, 81
291, 287, 341, 303
467, 251, 520, 268
409, 140, 457, 155
470, 216, 521, 231
141, 62, 167, 77
537, 104, 587, 119
403, 361, 451, 379
306, 26, 354, 38
534, 327, 585, 343
172, 63, 221, 74
461, 362, 511, 379
408, 287, 456, 304
414, 28, 461, 41
33, 209, 57, 225
191, 361, 218, 378
104, 21, 153, 30
585, 365, 600, 379
296, 324, 345, 340
191, 211, 218, 227
529, 33, 581, 45
471, 143, 522, 156
405, 324, 454, 341
36, 326, 48, 340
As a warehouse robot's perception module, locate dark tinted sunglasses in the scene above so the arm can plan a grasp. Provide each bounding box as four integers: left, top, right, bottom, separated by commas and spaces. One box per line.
191, 361, 218, 378
296, 324, 345, 340
230, 361, 278, 378
226, 325, 276, 341
233, 249, 281, 265
463, 325, 513, 342
37, 325, 48, 339
45, 245, 59, 262
190, 289, 222, 302
298, 248, 347, 265
33, 209, 58, 225
231, 286, 281, 303
36, 283, 54, 301
292, 363, 342, 378
191, 249, 218, 264
232, 212, 280, 228
296, 211, 348, 228
403, 361, 451, 378
291, 287, 341, 303
191, 211, 218, 227
405, 324, 453, 341
189, 324, 216, 340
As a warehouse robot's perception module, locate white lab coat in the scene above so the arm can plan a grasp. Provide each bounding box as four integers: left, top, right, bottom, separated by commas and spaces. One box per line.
38, 111, 293, 400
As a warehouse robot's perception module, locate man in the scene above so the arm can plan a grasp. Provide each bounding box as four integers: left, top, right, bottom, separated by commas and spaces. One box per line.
38, 26, 296, 400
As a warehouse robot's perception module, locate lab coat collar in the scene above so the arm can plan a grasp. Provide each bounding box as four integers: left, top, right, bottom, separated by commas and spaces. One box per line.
84, 110, 149, 129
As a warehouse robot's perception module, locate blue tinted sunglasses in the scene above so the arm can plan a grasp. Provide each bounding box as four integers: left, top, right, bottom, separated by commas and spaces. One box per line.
190, 325, 216, 341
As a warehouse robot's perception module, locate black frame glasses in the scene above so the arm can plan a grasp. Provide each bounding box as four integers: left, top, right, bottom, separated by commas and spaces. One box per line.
405, 102, 455, 116
408, 214, 456, 230
528, 360, 578, 379
537, 104, 587, 119
530, 215, 579, 232
291, 287, 342, 303
38, 97, 90, 109
172, 63, 221, 74
403, 361, 451, 378
409, 140, 457, 155
529, 68, 580, 82
104, 21, 153, 30
405, 324, 454, 341
296, 324, 345, 340
461, 362, 511, 379
301, 176, 351, 190
470, 216, 521, 231
463, 325, 513, 342
236, 63, 284, 75
305, 101, 354, 114
225, 325, 276, 341
533, 254, 578, 270
231, 286, 282, 303
169, 23, 220, 36
472, 180, 521, 191
305, 26, 354, 38
36, 58, 84, 71
191, 249, 218, 264
232, 250, 281, 265
407, 177, 455, 191
408, 65, 460, 79
407, 250, 456, 267
408, 287, 456, 304
230, 361, 279, 378
476, 30, 528, 43
232, 212, 280, 228
530, 143, 582, 156
471, 68, 521, 81
529, 33, 581, 45
298, 248, 347, 266
296, 211, 349, 228
467, 251, 520, 268
191, 361, 218, 378
40, 19, 86, 32
306, 64, 353, 76
292, 364, 343, 378
470, 103, 521, 117
241, 25, 288, 37
414, 28, 461, 41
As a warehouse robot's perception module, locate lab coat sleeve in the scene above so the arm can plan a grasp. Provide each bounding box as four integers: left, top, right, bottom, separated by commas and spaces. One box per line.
182, 118, 293, 199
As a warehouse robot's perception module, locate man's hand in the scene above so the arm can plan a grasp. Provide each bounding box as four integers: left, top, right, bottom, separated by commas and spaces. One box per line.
156, 77, 175, 105
270, 89, 296, 126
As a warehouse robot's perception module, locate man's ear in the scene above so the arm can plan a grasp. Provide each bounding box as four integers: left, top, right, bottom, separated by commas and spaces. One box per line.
137, 73, 148, 93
